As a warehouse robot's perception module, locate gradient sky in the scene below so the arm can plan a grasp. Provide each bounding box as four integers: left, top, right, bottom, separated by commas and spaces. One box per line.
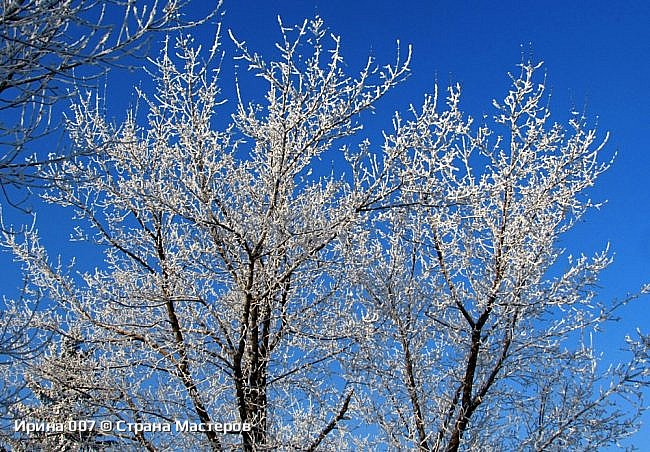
2, 0, 649, 447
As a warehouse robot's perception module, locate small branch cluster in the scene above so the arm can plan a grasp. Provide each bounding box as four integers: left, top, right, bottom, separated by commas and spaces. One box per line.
0, 0, 219, 206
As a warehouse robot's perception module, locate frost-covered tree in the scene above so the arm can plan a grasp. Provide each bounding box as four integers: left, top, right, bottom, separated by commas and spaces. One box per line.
0, 0, 217, 437
0, 0, 217, 204
2, 17, 410, 450
2, 14, 648, 452
347, 62, 649, 450
7, 333, 114, 451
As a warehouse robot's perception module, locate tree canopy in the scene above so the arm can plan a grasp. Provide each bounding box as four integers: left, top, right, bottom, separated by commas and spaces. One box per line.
1, 10, 648, 452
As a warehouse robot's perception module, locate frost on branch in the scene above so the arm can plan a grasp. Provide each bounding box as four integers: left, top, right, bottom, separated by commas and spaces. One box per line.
1, 16, 646, 451
347, 62, 646, 451
0, 0, 220, 206
2, 17, 410, 450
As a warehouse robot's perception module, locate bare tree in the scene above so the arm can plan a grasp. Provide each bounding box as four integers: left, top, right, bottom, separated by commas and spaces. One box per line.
0, 0, 218, 438
2, 13, 647, 451
6, 332, 117, 451
348, 62, 649, 450
0, 0, 217, 206
2, 17, 410, 450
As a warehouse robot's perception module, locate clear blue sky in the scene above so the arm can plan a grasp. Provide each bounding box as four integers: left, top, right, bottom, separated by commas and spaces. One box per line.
150, 0, 650, 445
221, 0, 650, 359
216, 0, 650, 315
2, 0, 649, 447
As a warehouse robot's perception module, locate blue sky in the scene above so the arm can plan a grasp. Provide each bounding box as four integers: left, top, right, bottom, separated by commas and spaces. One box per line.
143, 0, 650, 445
1, 0, 649, 447
216, 0, 650, 312
221, 0, 650, 349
